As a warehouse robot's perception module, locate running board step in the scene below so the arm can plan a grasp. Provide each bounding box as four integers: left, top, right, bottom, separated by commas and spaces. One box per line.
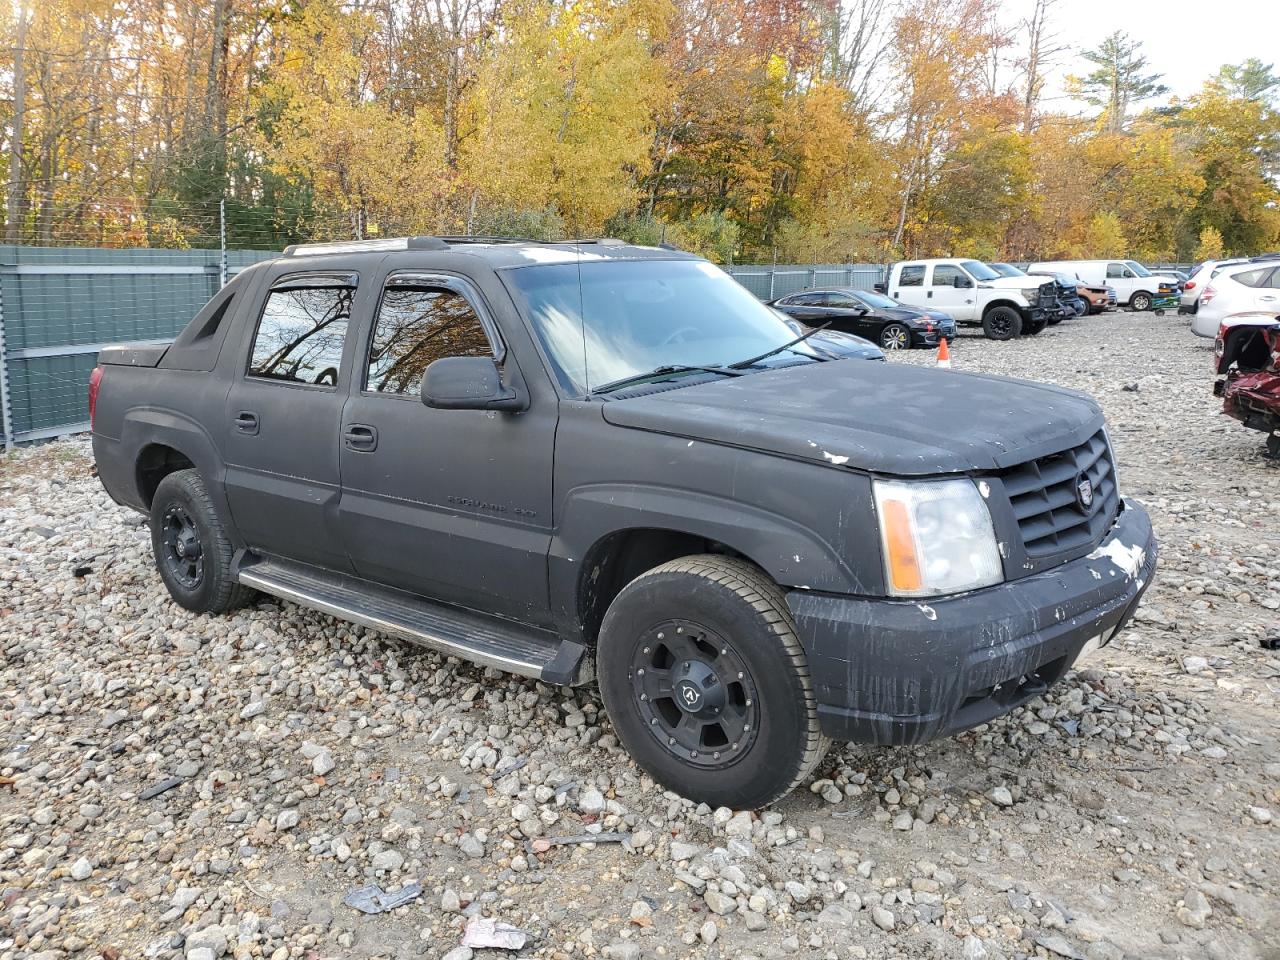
237, 557, 588, 685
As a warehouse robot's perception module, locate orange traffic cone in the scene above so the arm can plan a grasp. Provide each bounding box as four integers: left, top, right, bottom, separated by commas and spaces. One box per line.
936, 337, 952, 369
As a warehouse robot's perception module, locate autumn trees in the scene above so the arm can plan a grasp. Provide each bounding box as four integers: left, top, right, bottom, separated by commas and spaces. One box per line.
1, 0, 1278, 261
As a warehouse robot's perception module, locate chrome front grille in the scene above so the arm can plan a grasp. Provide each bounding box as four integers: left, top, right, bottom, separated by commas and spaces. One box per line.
999, 430, 1119, 558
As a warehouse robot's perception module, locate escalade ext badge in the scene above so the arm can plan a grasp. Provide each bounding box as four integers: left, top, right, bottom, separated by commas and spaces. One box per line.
89, 237, 1157, 809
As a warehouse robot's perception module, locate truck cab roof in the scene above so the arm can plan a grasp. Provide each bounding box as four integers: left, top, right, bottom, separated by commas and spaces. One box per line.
274, 236, 697, 271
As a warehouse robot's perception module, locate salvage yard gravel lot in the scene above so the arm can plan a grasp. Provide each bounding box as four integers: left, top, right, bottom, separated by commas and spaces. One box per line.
2, 313, 1278, 960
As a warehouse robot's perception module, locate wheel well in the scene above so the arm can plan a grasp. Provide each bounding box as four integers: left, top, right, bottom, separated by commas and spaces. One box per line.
577, 529, 751, 648
982, 299, 1024, 317
136, 444, 195, 508
1130, 290, 1151, 303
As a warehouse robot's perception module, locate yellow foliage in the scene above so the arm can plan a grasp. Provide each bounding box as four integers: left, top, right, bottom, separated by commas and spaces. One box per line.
462, 0, 670, 235
1194, 226, 1225, 262
256, 0, 447, 233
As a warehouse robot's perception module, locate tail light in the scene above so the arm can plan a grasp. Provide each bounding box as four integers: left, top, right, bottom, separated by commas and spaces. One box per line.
1185, 281, 1196, 290
1202, 285, 1216, 305
88, 366, 103, 430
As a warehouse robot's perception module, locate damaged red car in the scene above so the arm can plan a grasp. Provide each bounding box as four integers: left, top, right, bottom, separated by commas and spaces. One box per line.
1214, 314, 1280, 457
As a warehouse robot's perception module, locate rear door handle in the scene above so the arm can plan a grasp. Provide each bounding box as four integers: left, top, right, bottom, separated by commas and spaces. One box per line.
926, 290, 933, 298
1259, 295, 1277, 302
234, 411, 259, 435
343, 424, 378, 451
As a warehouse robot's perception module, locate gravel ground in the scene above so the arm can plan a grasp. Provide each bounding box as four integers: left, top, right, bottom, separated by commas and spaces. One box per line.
2, 312, 1278, 960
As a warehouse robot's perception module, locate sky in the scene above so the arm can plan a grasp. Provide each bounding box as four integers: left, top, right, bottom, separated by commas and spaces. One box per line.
1001, 0, 1280, 109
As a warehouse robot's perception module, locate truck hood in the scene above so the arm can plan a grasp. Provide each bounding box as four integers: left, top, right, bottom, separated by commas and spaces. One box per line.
982, 276, 1044, 293
600, 360, 1104, 476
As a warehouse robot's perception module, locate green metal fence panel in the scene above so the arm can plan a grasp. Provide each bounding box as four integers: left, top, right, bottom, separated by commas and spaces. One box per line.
0, 245, 278, 446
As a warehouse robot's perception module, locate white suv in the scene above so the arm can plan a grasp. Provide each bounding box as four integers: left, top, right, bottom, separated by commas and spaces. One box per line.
1191, 261, 1280, 337
1181, 259, 1249, 314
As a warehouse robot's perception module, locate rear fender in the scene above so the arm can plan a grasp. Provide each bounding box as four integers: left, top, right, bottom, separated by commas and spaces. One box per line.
116, 408, 235, 534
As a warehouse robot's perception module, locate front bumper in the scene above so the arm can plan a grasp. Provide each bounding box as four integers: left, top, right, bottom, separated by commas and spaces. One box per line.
911, 322, 956, 346
787, 500, 1157, 745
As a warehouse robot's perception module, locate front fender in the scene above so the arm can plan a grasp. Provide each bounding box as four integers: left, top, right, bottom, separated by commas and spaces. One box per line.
549, 479, 874, 641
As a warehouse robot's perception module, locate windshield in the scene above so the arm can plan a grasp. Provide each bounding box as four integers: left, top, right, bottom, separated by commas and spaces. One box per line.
990, 263, 1025, 278
852, 290, 899, 309
962, 260, 1001, 281
1125, 260, 1153, 277
502, 259, 819, 395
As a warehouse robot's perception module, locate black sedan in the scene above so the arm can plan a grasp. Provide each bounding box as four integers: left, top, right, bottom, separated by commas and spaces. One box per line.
769, 288, 956, 350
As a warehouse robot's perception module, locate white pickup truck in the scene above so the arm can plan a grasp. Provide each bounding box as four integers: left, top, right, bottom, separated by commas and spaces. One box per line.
880, 258, 1056, 340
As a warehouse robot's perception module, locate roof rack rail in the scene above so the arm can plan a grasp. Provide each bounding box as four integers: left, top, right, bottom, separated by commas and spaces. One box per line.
540, 238, 626, 246
282, 235, 551, 257
432, 235, 536, 245
283, 237, 448, 257
280, 235, 635, 257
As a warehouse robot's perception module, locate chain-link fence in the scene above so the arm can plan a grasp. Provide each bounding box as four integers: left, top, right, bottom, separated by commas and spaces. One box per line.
0, 245, 277, 448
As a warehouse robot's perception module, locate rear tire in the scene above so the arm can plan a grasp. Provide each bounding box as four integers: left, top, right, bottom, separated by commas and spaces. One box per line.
1130, 291, 1152, 311
150, 469, 250, 614
981, 306, 1022, 340
597, 555, 829, 808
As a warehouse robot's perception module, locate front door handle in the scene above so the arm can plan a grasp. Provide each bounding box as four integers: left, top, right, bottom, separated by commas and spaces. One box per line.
234, 411, 259, 435
1259, 295, 1277, 302
343, 424, 378, 451
926, 290, 933, 298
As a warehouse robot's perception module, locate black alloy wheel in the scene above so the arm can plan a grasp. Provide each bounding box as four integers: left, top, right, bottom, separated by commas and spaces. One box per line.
597, 555, 829, 808
160, 504, 204, 589
629, 619, 759, 769
879, 323, 911, 350
149, 469, 251, 613
982, 306, 1022, 340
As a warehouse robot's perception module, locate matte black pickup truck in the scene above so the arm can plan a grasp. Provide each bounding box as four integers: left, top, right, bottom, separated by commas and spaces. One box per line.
91, 237, 1157, 808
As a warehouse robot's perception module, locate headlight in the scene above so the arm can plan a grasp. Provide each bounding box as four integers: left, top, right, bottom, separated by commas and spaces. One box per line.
873, 478, 1003, 597
1019, 288, 1041, 303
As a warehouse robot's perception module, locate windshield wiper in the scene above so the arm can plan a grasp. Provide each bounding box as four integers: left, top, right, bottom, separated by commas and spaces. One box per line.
727, 322, 831, 369
588, 364, 745, 396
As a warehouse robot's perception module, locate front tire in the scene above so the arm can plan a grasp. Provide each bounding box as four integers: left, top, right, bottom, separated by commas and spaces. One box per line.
150, 469, 249, 613
1130, 291, 1152, 311
878, 323, 911, 350
597, 555, 829, 808
981, 306, 1022, 340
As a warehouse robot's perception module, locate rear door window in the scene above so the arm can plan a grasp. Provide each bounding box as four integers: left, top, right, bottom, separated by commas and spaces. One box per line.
366, 284, 496, 395
898, 265, 925, 287
248, 283, 353, 386
824, 293, 861, 309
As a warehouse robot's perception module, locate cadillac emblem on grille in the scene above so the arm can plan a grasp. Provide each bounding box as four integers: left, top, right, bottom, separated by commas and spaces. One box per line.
1075, 474, 1094, 512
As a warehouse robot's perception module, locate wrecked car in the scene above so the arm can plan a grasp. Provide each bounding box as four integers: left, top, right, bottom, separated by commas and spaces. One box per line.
89, 236, 1158, 808
1214, 314, 1280, 457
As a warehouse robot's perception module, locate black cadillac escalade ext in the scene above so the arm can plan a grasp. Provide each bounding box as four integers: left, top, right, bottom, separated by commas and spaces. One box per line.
90, 237, 1157, 808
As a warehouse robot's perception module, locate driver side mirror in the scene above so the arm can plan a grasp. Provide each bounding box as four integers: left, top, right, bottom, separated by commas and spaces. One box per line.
953, 275, 973, 288
421, 356, 526, 412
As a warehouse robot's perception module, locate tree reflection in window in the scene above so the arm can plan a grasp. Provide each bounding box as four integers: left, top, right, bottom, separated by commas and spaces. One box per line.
366, 287, 493, 395
249, 287, 352, 385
